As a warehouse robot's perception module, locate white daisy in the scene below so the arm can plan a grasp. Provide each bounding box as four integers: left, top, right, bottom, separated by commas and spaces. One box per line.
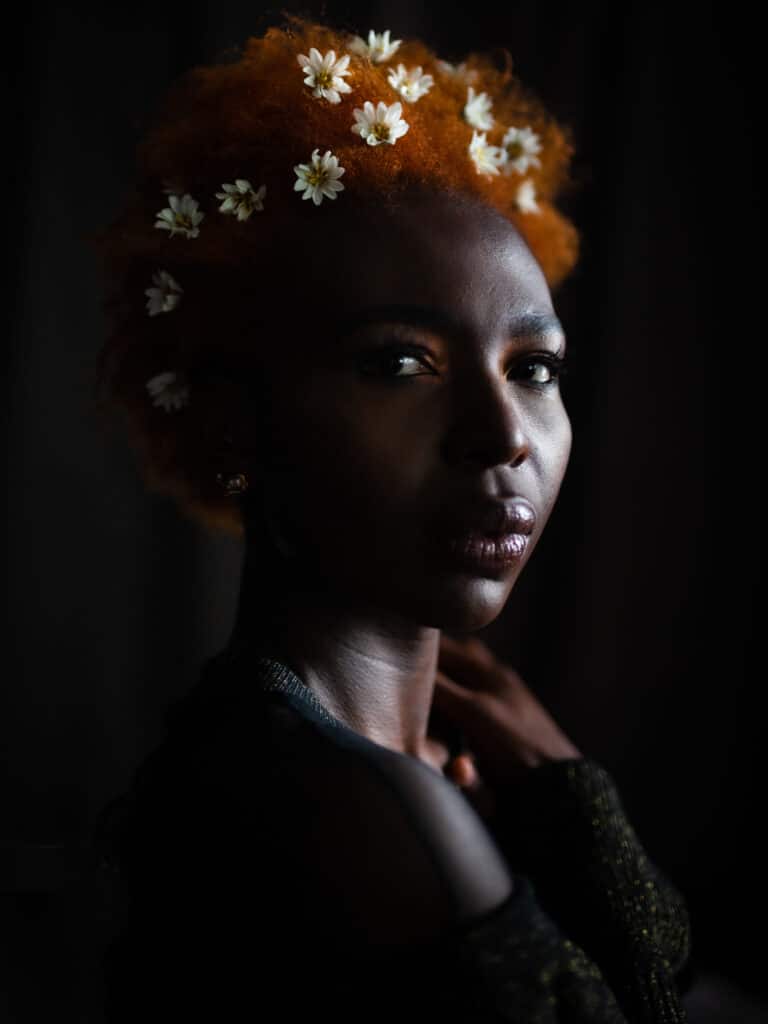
348, 29, 401, 64
436, 60, 479, 84
468, 130, 507, 177
501, 126, 542, 174
351, 100, 409, 146
464, 86, 494, 131
387, 64, 434, 103
296, 47, 353, 104
293, 149, 346, 206
145, 269, 183, 317
215, 179, 267, 220
154, 193, 204, 239
146, 371, 190, 412
516, 179, 540, 213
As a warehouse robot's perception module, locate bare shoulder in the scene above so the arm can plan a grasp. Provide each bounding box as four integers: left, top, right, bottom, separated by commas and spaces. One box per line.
260, 700, 513, 942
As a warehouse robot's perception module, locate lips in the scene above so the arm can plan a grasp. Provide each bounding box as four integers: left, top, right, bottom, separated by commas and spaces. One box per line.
441, 496, 536, 540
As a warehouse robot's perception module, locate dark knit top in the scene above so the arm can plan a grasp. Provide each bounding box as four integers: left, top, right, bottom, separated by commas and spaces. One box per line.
93, 646, 695, 1022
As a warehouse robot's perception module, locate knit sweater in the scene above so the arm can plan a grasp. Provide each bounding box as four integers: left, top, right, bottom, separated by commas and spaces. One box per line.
93, 647, 694, 1022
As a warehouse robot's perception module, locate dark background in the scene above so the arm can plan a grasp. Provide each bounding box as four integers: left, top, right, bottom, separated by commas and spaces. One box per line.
4, 2, 764, 1020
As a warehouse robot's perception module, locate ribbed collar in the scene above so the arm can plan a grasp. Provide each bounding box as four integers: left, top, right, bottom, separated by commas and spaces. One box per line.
220, 645, 342, 728
162, 644, 340, 734
165, 642, 465, 762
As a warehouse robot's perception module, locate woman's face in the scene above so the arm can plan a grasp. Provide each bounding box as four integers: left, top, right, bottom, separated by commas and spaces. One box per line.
241, 187, 572, 633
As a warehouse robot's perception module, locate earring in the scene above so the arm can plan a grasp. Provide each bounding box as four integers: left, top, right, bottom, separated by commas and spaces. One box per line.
215, 426, 296, 555
215, 427, 249, 496
216, 471, 249, 496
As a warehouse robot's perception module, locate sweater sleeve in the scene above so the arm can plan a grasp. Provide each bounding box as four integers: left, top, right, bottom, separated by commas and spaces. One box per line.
419, 871, 632, 1023
479, 756, 692, 1021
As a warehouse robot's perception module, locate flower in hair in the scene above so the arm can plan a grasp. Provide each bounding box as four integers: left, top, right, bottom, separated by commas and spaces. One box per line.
145, 269, 183, 316
464, 87, 494, 131
348, 29, 401, 64
387, 64, 434, 103
296, 48, 353, 104
468, 130, 507, 176
501, 126, 542, 174
215, 179, 267, 220
293, 148, 346, 205
351, 100, 409, 146
516, 179, 540, 213
154, 193, 204, 239
146, 371, 189, 412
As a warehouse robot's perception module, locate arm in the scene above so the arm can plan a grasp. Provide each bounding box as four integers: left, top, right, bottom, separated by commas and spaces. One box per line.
433, 634, 693, 1018
485, 756, 693, 1004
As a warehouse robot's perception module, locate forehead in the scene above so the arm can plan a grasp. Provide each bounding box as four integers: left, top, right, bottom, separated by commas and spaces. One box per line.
272, 189, 553, 330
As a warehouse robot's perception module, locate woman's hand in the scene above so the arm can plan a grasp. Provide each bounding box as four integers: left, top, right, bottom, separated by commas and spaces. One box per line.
432, 633, 583, 820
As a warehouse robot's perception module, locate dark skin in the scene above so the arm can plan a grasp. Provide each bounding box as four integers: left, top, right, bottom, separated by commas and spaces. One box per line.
225, 186, 581, 801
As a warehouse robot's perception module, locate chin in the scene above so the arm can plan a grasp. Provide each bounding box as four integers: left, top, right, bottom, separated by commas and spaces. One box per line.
403, 573, 517, 633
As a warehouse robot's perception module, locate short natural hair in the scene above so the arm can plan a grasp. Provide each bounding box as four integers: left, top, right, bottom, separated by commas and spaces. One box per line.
85, 11, 581, 540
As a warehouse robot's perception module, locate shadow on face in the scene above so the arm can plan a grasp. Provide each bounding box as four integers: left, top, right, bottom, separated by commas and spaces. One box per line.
238, 186, 572, 634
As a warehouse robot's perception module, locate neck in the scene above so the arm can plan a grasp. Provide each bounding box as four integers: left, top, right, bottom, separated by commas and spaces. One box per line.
226, 542, 442, 763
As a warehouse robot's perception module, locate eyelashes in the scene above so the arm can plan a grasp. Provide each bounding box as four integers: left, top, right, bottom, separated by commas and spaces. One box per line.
517, 352, 569, 388
358, 343, 569, 389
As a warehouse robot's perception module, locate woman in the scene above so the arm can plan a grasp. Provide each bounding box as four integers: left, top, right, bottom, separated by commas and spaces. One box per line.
88, 13, 693, 1021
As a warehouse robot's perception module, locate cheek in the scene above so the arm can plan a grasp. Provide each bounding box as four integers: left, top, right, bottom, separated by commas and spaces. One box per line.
264, 399, 432, 544
532, 403, 572, 505
281, 372, 433, 482
549, 406, 572, 473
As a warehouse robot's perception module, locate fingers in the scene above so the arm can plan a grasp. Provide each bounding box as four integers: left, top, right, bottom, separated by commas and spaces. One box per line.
438, 634, 495, 690
431, 669, 472, 704
431, 670, 486, 727
447, 752, 480, 790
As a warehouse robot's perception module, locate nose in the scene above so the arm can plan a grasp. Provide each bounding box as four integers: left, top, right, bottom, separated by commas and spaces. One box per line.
442, 371, 530, 470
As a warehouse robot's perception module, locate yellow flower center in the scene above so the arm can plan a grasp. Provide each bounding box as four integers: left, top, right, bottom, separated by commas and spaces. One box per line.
372, 122, 391, 142
315, 69, 333, 89
306, 169, 327, 187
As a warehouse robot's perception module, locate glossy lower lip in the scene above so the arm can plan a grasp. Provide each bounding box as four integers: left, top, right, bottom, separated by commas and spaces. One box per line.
442, 531, 530, 572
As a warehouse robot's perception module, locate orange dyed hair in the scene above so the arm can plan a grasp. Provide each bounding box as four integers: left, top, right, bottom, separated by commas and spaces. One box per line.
85, 11, 582, 540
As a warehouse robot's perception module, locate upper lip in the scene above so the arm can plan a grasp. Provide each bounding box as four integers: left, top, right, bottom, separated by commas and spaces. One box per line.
440, 495, 537, 539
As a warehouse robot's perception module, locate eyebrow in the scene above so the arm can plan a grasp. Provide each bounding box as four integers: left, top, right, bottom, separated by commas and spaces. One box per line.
336, 304, 566, 344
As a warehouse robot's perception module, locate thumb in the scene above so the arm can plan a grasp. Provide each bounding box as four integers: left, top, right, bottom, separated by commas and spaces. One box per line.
432, 669, 473, 707
447, 752, 481, 790
432, 669, 485, 730
433, 672, 504, 790
432, 671, 488, 756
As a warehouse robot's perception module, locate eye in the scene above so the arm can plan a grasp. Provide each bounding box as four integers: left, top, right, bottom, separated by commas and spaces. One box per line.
512, 353, 568, 389
357, 344, 568, 387
358, 343, 437, 378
